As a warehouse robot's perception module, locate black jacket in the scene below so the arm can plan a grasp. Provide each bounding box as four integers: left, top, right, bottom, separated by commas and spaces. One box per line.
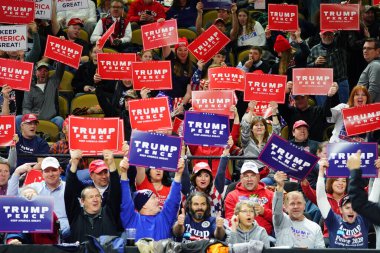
349, 169, 380, 225
64, 170, 122, 242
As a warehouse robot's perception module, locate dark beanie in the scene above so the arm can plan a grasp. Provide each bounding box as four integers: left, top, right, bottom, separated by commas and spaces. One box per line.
274, 35, 291, 53
133, 190, 154, 211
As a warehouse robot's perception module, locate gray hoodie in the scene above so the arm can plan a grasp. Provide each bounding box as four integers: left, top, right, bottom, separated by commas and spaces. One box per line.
226, 220, 270, 248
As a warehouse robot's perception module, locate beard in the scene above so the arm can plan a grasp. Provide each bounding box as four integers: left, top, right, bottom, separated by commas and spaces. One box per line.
190, 208, 205, 220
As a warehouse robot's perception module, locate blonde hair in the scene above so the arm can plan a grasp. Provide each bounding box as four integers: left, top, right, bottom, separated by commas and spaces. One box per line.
234, 200, 257, 216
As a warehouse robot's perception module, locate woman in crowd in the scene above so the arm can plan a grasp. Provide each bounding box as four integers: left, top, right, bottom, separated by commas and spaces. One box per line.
328, 85, 370, 143
240, 100, 281, 185
231, 9, 266, 50
227, 200, 270, 248
181, 137, 232, 216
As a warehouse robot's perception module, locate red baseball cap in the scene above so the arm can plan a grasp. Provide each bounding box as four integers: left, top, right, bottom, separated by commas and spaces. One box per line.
21, 114, 39, 124
193, 162, 212, 174
68, 18, 84, 27
320, 29, 336, 35
293, 120, 309, 130
89, 160, 109, 174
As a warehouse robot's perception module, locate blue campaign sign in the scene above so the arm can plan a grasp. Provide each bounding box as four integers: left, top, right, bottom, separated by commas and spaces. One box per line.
327, 142, 378, 178
183, 111, 229, 147
258, 134, 319, 181
129, 130, 182, 171
0, 196, 54, 233
202, 0, 231, 10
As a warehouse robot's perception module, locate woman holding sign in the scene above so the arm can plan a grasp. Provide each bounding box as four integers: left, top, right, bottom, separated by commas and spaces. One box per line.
328, 86, 370, 143
240, 100, 281, 185
181, 136, 233, 217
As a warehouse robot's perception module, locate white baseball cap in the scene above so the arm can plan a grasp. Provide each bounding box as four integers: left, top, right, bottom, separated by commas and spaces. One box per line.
241, 161, 259, 174
41, 157, 60, 170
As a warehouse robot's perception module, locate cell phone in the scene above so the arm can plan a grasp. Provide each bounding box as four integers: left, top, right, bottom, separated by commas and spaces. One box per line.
146, 10, 152, 15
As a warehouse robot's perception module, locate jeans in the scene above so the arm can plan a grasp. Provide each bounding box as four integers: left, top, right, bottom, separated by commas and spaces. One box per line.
315, 79, 349, 106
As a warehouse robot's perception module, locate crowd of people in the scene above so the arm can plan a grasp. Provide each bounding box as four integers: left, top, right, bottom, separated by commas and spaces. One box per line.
1, 0, 380, 251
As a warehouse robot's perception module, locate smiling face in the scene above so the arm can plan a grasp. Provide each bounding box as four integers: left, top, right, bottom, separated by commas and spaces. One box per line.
176, 46, 189, 63
195, 171, 211, 192
340, 202, 357, 224
353, 89, 368, 106
81, 187, 102, 214
332, 178, 347, 195
42, 167, 61, 189
293, 126, 309, 142
90, 169, 110, 188
252, 121, 266, 137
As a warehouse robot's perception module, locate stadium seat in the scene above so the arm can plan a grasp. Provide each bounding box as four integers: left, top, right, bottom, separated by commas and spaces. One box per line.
37, 120, 60, 142
281, 125, 289, 140
323, 124, 335, 141
131, 29, 143, 46
58, 96, 69, 119
49, 70, 74, 93
237, 49, 250, 64
178, 29, 197, 41
70, 94, 104, 118
63, 28, 89, 43
103, 47, 119, 53
202, 10, 218, 27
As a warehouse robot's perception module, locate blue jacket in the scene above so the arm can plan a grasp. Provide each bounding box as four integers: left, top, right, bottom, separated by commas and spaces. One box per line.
120, 180, 181, 241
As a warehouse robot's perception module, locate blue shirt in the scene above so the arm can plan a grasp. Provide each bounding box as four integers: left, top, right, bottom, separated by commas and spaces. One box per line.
326, 209, 369, 248
179, 215, 216, 243
15, 132, 49, 166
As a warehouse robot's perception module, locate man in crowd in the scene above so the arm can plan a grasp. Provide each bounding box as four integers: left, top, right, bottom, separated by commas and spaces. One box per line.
119, 157, 184, 241
91, 0, 132, 51
273, 171, 325, 248
14, 114, 49, 167
64, 149, 121, 242
224, 161, 274, 236
20, 61, 65, 130
7, 157, 70, 239
173, 191, 226, 242
127, 0, 166, 28
278, 82, 339, 142
290, 120, 319, 155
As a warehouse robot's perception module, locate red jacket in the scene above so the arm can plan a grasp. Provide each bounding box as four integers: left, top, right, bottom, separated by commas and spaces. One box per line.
127, 0, 166, 23
224, 182, 274, 235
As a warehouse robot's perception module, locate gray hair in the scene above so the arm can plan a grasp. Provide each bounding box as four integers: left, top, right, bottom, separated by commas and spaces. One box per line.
234, 200, 257, 216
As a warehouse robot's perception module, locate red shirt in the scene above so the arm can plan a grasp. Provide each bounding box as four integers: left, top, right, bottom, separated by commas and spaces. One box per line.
136, 176, 170, 207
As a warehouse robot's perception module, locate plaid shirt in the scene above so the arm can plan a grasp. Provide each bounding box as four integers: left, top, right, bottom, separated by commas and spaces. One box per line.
49, 140, 88, 169
307, 43, 347, 81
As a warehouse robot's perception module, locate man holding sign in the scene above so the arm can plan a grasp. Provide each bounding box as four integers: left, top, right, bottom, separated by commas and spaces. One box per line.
91, 0, 132, 51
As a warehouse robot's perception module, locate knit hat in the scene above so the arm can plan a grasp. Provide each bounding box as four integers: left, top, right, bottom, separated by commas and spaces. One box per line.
175, 37, 188, 51
274, 35, 291, 53
133, 189, 154, 211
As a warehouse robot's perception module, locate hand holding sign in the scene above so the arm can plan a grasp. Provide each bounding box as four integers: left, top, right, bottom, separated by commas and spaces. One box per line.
274, 171, 288, 191
327, 82, 339, 97
70, 149, 83, 170
318, 158, 329, 177
174, 158, 185, 182
103, 150, 115, 169
347, 150, 362, 171
119, 157, 130, 180
122, 141, 130, 156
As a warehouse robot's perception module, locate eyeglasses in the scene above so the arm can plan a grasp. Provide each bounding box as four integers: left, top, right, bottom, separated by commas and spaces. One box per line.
363, 47, 376, 51
111, 6, 123, 9
240, 210, 255, 214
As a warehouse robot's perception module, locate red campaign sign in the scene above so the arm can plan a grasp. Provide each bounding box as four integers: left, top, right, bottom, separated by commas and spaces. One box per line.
0, 0, 35, 24
44, 35, 83, 69
187, 25, 230, 63
244, 73, 287, 103
292, 68, 333, 95
132, 61, 172, 90
0, 116, 15, 147
141, 19, 178, 51
268, 4, 298, 31
128, 97, 172, 131
192, 90, 236, 118
208, 67, 245, 91
320, 4, 360, 31
172, 117, 183, 136
97, 53, 136, 80
68, 116, 119, 152
0, 58, 33, 91
252, 102, 273, 118
374, 0, 380, 6
342, 103, 380, 136
113, 120, 125, 155
97, 21, 116, 50
24, 170, 43, 186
